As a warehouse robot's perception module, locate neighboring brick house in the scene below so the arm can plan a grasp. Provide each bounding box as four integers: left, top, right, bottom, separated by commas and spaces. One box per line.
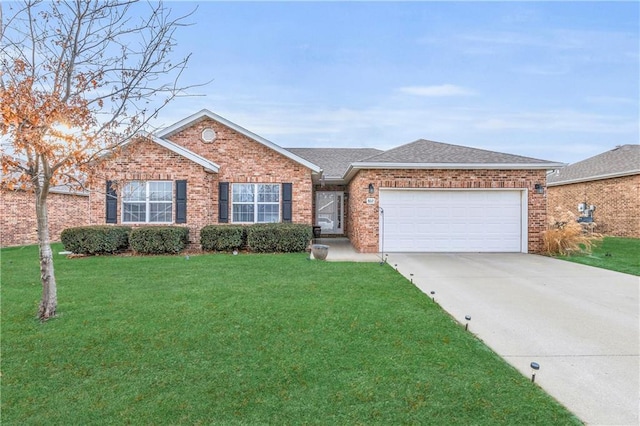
88, 109, 563, 254
547, 145, 640, 238
0, 186, 89, 247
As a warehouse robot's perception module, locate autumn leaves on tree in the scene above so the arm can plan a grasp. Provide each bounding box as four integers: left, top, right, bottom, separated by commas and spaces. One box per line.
1, 0, 196, 320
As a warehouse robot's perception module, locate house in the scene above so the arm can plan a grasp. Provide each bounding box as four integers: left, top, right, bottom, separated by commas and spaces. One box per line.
87, 109, 563, 254
0, 185, 89, 247
547, 145, 640, 238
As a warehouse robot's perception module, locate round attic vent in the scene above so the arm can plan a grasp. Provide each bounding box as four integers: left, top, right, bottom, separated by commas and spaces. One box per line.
201, 128, 216, 143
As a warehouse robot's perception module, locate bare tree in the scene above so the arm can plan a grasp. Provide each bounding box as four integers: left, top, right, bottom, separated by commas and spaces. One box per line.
0, 0, 196, 320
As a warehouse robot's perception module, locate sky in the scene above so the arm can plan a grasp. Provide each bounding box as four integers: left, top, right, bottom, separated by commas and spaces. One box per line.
10, 1, 639, 165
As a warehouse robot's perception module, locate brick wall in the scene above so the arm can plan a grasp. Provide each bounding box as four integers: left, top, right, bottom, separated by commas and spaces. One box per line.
166, 118, 313, 226
346, 169, 548, 253
1, 189, 90, 247
547, 174, 640, 238
89, 120, 314, 246
88, 138, 215, 245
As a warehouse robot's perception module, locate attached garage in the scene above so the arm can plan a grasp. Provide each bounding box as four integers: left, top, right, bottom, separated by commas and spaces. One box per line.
379, 189, 527, 253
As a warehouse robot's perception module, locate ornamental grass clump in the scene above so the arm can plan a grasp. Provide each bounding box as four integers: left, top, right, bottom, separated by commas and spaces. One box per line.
542, 209, 602, 256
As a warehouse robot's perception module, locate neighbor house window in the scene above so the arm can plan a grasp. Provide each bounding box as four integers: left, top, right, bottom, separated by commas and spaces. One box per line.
232, 183, 280, 223
122, 181, 173, 223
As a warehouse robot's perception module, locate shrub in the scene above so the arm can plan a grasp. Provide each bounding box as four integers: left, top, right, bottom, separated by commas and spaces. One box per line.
542, 209, 602, 256
246, 223, 312, 253
200, 225, 246, 251
129, 226, 190, 254
61, 226, 131, 255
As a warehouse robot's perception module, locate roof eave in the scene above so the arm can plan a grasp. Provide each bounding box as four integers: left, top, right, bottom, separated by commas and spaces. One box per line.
50, 188, 90, 196
155, 109, 322, 173
149, 135, 220, 173
343, 162, 566, 181
547, 169, 640, 186
315, 176, 347, 185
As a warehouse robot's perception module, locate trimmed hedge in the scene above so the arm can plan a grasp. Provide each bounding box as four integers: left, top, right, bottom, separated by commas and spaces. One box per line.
61, 226, 131, 255
129, 226, 190, 255
246, 223, 312, 253
200, 225, 246, 252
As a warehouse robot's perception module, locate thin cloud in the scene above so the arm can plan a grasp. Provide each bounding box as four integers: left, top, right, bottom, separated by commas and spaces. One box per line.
398, 84, 476, 97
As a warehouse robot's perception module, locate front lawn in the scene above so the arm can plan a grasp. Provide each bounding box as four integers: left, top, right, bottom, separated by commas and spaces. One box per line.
1, 245, 580, 425
555, 236, 640, 276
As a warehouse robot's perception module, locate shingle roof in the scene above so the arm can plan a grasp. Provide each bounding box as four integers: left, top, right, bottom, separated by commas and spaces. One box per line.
363, 139, 557, 164
547, 144, 640, 186
286, 148, 383, 178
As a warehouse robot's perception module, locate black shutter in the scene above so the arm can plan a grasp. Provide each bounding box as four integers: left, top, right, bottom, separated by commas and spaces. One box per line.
175, 180, 187, 224
219, 182, 229, 223
282, 183, 292, 223
106, 181, 117, 224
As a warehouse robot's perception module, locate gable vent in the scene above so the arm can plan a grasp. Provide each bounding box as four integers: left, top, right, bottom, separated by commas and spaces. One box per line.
201, 128, 216, 143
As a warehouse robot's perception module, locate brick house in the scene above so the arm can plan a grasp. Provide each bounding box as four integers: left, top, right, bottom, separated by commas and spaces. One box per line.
0, 186, 89, 247
87, 109, 563, 253
547, 145, 640, 238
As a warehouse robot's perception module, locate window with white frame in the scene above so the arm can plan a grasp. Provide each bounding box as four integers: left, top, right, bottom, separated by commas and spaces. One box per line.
232, 183, 280, 223
122, 181, 173, 223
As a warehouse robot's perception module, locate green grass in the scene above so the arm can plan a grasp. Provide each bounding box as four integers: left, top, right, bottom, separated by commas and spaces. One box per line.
555, 237, 640, 276
1, 245, 580, 425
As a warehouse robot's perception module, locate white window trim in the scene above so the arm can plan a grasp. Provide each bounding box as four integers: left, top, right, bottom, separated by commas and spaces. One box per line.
122, 180, 174, 224
231, 183, 280, 224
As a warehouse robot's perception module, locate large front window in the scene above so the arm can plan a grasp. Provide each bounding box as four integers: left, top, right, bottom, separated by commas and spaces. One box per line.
232, 183, 280, 223
122, 181, 173, 223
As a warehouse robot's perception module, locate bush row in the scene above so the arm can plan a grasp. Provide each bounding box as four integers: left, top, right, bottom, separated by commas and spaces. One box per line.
200, 223, 312, 253
61, 224, 313, 255
61, 226, 131, 255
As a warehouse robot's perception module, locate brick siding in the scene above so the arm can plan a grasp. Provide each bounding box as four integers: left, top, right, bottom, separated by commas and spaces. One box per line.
1, 190, 90, 247
547, 174, 640, 238
88, 119, 314, 246
346, 169, 548, 253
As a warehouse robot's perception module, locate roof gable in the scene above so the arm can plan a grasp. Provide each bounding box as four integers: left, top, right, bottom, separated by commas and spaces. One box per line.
547, 144, 640, 186
155, 109, 321, 174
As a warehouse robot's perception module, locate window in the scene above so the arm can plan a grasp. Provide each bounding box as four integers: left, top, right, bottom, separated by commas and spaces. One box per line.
122, 181, 173, 223
232, 183, 280, 223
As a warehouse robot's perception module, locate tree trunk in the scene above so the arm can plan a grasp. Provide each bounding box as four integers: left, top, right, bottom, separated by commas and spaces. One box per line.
36, 190, 57, 321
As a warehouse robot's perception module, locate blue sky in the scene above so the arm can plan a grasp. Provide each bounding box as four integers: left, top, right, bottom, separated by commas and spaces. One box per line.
152, 1, 638, 164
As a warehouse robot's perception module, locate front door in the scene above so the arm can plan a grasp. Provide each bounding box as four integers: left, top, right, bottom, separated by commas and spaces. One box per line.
315, 191, 344, 234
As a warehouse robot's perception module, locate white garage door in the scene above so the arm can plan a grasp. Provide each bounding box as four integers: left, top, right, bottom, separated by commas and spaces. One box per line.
379, 189, 525, 252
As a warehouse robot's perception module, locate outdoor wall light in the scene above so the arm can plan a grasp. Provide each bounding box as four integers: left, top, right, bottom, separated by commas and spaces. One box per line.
368, 183, 375, 194
534, 183, 544, 194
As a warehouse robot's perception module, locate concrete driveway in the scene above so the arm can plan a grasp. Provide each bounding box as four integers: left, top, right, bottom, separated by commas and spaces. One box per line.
385, 253, 639, 426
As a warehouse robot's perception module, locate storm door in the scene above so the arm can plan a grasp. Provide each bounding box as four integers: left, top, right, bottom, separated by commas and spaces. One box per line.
315, 191, 344, 234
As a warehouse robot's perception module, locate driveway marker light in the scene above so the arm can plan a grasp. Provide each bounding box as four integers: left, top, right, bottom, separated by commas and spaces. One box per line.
464, 315, 471, 331
410, 273, 414, 284
430, 291, 435, 301
530, 362, 540, 383
394, 264, 398, 271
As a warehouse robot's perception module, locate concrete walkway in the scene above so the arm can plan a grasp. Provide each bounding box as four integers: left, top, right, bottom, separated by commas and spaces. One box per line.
312, 238, 383, 262
385, 253, 639, 426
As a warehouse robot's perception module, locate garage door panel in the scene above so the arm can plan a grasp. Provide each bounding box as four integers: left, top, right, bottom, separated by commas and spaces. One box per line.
379, 190, 524, 253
